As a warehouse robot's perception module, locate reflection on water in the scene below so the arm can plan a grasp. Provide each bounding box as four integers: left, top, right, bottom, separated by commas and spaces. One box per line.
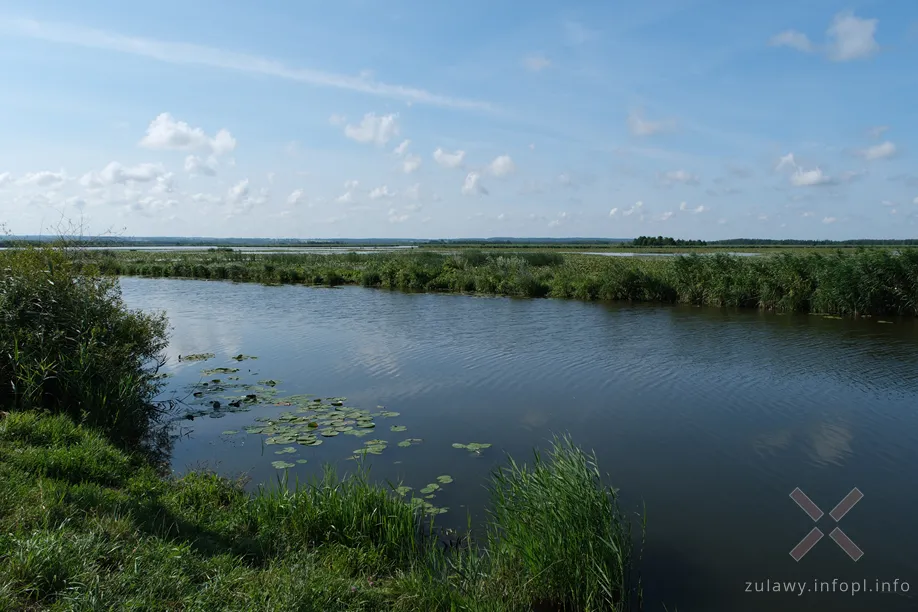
121, 278, 918, 612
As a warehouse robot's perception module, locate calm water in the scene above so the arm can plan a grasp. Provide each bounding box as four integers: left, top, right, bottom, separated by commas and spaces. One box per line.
121, 277, 918, 612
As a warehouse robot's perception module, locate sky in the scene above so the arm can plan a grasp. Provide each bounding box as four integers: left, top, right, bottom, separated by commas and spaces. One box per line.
1, 0, 917, 240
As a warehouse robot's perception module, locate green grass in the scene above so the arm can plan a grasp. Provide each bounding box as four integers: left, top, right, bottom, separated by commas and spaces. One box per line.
72, 247, 918, 317
0, 412, 638, 611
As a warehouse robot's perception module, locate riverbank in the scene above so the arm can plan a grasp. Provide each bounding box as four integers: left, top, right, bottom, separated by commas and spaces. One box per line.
0, 247, 639, 611
73, 247, 918, 317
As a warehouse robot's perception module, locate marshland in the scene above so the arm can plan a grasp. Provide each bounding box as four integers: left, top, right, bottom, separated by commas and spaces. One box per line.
4, 243, 918, 611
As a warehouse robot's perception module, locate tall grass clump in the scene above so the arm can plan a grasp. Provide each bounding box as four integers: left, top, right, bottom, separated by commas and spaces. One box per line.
487, 435, 636, 611
0, 247, 169, 443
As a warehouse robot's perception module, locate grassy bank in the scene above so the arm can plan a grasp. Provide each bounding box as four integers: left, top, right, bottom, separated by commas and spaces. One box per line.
1, 246, 640, 611
0, 413, 636, 611
73, 247, 918, 317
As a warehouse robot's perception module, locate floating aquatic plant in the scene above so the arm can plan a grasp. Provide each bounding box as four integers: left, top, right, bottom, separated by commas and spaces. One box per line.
181, 353, 215, 362
271, 461, 295, 470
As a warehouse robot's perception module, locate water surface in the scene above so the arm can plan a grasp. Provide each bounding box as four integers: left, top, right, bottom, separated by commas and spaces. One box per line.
121, 277, 918, 612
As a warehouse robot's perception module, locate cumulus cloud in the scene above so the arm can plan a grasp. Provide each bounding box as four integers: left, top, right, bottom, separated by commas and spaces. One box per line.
191, 193, 222, 204
609, 207, 618, 217
769, 30, 814, 52
0, 172, 12, 187
627, 109, 673, 136
791, 168, 834, 186
523, 53, 551, 72
139, 113, 236, 155
487, 155, 516, 177
343, 112, 399, 145
657, 211, 674, 221
822, 216, 837, 224
858, 141, 897, 160
461, 172, 487, 196
184, 155, 218, 176
128, 196, 179, 218
679, 202, 707, 213
227, 179, 249, 204
662, 169, 699, 185
369, 185, 396, 200
621, 201, 644, 218
433, 148, 466, 169
393, 139, 410, 156
775, 153, 797, 171
402, 154, 422, 174
769, 11, 880, 62
287, 189, 306, 206
80, 162, 165, 188
17, 170, 68, 187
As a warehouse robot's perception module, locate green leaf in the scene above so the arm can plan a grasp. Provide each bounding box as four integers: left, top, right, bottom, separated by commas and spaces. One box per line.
271, 461, 295, 469
436, 475, 453, 484
390, 425, 407, 432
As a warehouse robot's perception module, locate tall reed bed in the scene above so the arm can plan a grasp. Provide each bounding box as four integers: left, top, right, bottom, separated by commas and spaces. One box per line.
72, 247, 918, 316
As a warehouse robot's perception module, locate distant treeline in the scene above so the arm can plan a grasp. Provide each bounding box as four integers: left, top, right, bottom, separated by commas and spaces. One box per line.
631, 236, 708, 247
708, 238, 918, 246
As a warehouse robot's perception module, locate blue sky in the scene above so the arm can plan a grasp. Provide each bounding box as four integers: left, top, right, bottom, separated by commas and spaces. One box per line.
1, 0, 916, 239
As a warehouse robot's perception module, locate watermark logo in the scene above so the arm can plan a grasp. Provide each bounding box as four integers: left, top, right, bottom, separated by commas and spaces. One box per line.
790, 487, 863, 562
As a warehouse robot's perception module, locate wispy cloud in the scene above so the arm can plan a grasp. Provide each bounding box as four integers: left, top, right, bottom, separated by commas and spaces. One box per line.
3, 18, 494, 111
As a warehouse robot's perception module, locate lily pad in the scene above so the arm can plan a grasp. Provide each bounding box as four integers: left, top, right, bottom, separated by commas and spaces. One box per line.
376, 411, 400, 418
202, 367, 240, 375
390, 425, 407, 432
419, 483, 440, 494
454, 442, 491, 452
231, 354, 258, 361
271, 461, 295, 469
320, 429, 339, 437
356, 421, 376, 429
394, 486, 412, 496
182, 353, 215, 362
258, 379, 279, 387
397, 438, 422, 448
436, 475, 453, 484
221, 430, 239, 435
274, 447, 296, 454
296, 459, 308, 464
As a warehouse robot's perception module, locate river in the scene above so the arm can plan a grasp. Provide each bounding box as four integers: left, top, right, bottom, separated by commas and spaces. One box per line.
120, 277, 918, 612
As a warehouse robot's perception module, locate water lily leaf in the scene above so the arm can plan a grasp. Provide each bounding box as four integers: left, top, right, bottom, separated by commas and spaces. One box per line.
436, 475, 453, 484
420, 483, 440, 494
357, 421, 376, 429
394, 486, 412, 496
259, 379, 279, 386
320, 429, 339, 437
221, 430, 239, 435
202, 367, 239, 375
296, 459, 308, 464
390, 425, 407, 432
364, 439, 387, 446
424, 494, 436, 499
274, 447, 296, 454
182, 353, 215, 362
377, 411, 400, 418
232, 354, 258, 361
271, 461, 295, 469
452, 443, 467, 449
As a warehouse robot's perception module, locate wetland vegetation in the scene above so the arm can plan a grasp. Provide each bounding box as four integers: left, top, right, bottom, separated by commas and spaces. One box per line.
72, 246, 918, 317
0, 245, 641, 611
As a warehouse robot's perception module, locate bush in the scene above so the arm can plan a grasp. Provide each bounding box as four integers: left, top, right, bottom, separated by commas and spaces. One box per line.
0, 247, 169, 443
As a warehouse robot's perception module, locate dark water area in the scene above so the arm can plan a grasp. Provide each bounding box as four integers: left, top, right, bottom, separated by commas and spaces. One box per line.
120, 277, 918, 612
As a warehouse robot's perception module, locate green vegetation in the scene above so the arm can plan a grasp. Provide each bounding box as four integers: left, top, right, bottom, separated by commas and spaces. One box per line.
631, 236, 707, 247
1, 245, 640, 610
73, 247, 918, 317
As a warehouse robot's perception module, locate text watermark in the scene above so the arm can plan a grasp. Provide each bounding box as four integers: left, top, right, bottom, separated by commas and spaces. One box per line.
745, 578, 909, 597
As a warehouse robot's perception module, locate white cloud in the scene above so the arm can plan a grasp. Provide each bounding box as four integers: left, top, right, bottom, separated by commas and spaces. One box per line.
859, 141, 897, 160
881, 200, 896, 206
402, 154, 422, 174
287, 189, 306, 206
662, 169, 699, 185
404, 183, 421, 201
8, 19, 492, 111
487, 155, 516, 177
191, 193, 222, 204
802, 211, 815, 217
151, 173, 175, 194
769, 30, 814, 52
822, 216, 837, 224
433, 148, 466, 169
658, 211, 674, 221
139, 112, 236, 155
79, 162, 166, 188
461, 172, 488, 196
558, 173, 574, 187
0, 172, 12, 187
393, 139, 410, 156
17, 170, 67, 187
679, 201, 707, 214
343, 112, 399, 146
523, 53, 551, 72
627, 110, 672, 136
609, 207, 618, 217
227, 179, 249, 204
336, 191, 355, 204
128, 196, 179, 218
184, 155, 218, 176
769, 11, 880, 62
827, 11, 880, 61
775, 153, 797, 171
343, 179, 359, 191
622, 201, 644, 217
791, 167, 833, 187
369, 185, 396, 200
868, 126, 889, 139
